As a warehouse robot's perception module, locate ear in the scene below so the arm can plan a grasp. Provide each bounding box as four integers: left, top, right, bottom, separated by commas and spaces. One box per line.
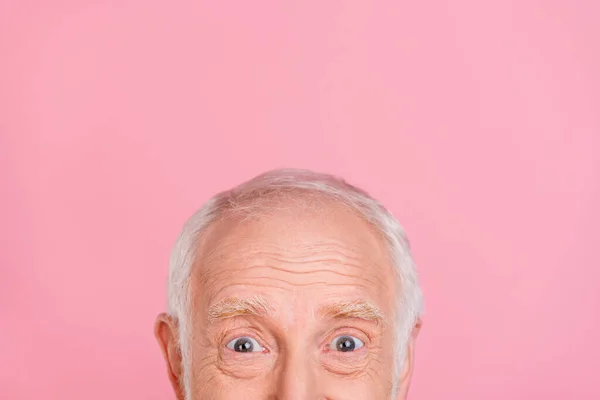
395, 318, 422, 400
155, 313, 185, 400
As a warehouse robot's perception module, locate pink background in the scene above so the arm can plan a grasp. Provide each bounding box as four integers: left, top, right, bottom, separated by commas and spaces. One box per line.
1, 1, 599, 399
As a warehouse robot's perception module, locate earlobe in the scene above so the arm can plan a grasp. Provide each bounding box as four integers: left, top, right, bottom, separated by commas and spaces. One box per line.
395, 319, 422, 400
154, 313, 185, 400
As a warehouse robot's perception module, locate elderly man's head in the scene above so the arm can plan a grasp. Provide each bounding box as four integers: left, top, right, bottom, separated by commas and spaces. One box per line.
155, 169, 423, 399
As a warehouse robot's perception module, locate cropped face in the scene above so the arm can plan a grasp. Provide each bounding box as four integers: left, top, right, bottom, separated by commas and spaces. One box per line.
156, 199, 419, 399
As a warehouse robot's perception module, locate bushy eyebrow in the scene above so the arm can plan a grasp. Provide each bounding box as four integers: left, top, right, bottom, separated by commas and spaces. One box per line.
206, 297, 384, 325
207, 296, 274, 322
319, 300, 384, 324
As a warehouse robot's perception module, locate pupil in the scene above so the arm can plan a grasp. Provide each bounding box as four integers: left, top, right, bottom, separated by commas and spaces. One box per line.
234, 338, 253, 352
336, 336, 355, 352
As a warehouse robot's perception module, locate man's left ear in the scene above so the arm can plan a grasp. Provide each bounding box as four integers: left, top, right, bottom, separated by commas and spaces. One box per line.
395, 319, 422, 400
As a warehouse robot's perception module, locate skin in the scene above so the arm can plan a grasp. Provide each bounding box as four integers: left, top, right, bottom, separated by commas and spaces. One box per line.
156, 198, 420, 399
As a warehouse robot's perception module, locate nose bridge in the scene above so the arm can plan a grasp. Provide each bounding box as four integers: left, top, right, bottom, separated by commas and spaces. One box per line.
276, 343, 318, 399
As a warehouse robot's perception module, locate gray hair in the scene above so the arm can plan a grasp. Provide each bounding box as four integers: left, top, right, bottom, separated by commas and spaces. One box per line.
166, 169, 424, 397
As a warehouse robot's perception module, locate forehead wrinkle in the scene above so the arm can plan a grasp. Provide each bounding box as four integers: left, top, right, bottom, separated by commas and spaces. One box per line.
204, 238, 383, 259
199, 250, 391, 298
201, 241, 388, 278
208, 281, 378, 309
209, 264, 389, 295
196, 245, 394, 315
191, 205, 397, 314
207, 296, 274, 322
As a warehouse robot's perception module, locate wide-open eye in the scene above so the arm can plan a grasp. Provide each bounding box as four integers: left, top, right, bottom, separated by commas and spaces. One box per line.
329, 335, 365, 352
226, 337, 264, 353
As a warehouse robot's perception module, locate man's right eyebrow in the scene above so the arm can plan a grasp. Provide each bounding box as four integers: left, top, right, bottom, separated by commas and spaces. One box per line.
207, 296, 274, 322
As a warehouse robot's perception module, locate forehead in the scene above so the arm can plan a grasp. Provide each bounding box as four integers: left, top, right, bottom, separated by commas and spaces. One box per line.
203, 195, 387, 256
191, 197, 396, 317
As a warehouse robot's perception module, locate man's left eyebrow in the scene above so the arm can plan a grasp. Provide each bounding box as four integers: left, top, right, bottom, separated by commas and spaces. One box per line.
319, 300, 384, 324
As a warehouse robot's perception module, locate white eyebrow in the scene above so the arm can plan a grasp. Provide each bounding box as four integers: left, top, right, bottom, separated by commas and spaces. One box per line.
207, 296, 274, 321
319, 300, 384, 324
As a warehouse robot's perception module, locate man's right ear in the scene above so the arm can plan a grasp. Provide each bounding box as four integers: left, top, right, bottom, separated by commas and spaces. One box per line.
154, 313, 185, 400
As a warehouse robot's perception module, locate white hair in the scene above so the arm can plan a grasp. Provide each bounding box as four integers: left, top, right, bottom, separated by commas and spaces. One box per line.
166, 168, 424, 398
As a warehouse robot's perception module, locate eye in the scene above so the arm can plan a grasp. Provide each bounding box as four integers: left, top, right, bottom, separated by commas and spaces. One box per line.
226, 337, 264, 353
329, 335, 364, 352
